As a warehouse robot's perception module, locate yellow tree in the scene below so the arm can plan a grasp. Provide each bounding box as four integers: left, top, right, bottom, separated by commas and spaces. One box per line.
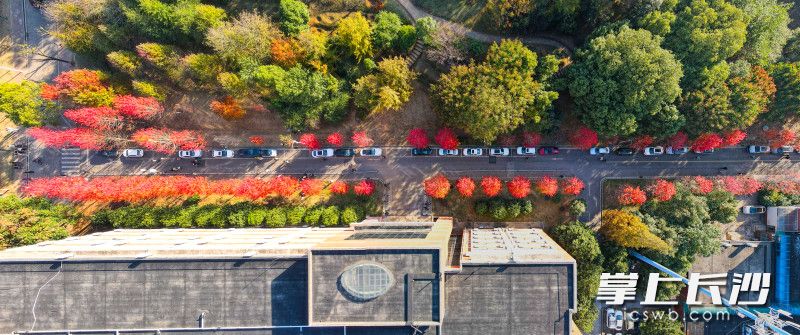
600, 209, 671, 252
331, 12, 372, 62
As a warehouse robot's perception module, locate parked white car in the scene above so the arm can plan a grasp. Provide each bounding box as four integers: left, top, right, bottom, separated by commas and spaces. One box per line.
212, 149, 235, 158
489, 148, 509, 156
749, 145, 770, 154
606, 309, 623, 330
438, 148, 459, 156
463, 148, 483, 156
359, 148, 382, 157
178, 150, 202, 158
311, 149, 334, 158
122, 148, 144, 158
667, 146, 689, 155
589, 147, 610, 155
643, 146, 664, 156
742, 205, 766, 214
516, 147, 536, 156
773, 146, 794, 154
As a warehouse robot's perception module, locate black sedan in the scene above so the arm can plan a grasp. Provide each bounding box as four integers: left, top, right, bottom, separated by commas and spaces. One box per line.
236, 148, 276, 158
615, 147, 636, 155
411, 148, 433, 156
334, 148, 355, 157
537, 146, 560, 155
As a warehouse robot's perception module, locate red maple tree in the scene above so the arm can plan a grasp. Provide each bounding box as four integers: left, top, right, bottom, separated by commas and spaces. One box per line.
113, 95, 162, 119
300, 178, 326, 196
668, 131, 688, 148
299, 133, 321, 149
28, 127, 108, 150
722, 130, 747, 147
764, 129, 796, 147
455, 177, 476, 197
631, 135, 654, 151
271, 175, 300, 198
354, 179, 376, 196
569, 126, 598, 150
351, 131, 374, 147
43, 69, 109, 103
689, 176, 715, 195
561, 177, 585, 195
650, 179, 676, 201
131, 128, 206, 153
691, 133, 723, 152
618, 185, 647, 206
435, 128, 459, 150
521, 131, 542, 148
507, 176, 532, 199
326, 132, 344, 147
249, 136, 265, 145
536, 176, 559, 197
209, 96, 245, 120
63, 107, 125, 130
406, 128, 430, 149
329, 180, 349, 194
480, 176, 503, 197
423, 174, 451, 199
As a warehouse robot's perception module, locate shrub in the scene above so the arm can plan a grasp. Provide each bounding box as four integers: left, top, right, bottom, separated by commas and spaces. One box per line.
521, 200, 533, 215
475, 201, 489, 216
247, 209, 267, 227
340, 206, 363, 224
507, 201, 522, 218
264, 208, 287, 227
228, 210, 248, 227
106, 51, 141, 75
194, 205, 225, 228
321, 206, 340, 226
303, 206, 324, 225
286, 206, 306, 225
569, 199, 587, 217
132, 80, 167, 101
489, 199, 508, 220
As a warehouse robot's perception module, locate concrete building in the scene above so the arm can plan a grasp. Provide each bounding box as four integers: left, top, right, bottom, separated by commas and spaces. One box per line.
0, 219, 576, 335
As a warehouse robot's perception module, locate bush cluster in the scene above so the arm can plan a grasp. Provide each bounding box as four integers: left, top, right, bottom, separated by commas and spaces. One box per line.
473, 198, 533, 220
91, 202, 367, 229
758, 189, 800, 207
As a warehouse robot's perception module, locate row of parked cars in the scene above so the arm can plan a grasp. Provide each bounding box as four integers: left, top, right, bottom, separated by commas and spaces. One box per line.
748, 145, 795, 154
104, 148, 275, 159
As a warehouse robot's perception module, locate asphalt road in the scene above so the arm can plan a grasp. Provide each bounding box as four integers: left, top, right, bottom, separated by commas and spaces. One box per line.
22, 146, 800, 221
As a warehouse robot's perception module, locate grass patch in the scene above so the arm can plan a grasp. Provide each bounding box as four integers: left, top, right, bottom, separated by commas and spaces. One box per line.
432, 191, 574, 230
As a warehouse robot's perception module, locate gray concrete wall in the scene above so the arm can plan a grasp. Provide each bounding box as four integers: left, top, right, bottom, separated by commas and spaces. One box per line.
0, 259, 307, 333
443, 265, 574, 335
310, 250, 439, 324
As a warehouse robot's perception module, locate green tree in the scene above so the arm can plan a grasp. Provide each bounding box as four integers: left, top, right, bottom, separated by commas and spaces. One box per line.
638, 10, 676, 36
353, 57, 418, 113
120, 0, 226, 45
415, 17, 437, 46
0, 81, 56, 127
0, 196, 73, 248
264, 208, 287, 227
640, 317, 683, 335
568, 26, 684, 137
106, 50, 142, 76
321, 206, 340, 226
568, 198, 587, 217
184, 53, 224, 85
372, 11, 403, 52
431, 39, 558, 143
279, 0, 309, 36
135, 42, 183, 81
330, 12, 373, 62
44, 0, 123, 54
768, 62, 800, 120
783, 32, 800, 62
705, 190, 739, 223
132, 80, 167, 101
731, 0, 792, 65
206, 11, 281, 64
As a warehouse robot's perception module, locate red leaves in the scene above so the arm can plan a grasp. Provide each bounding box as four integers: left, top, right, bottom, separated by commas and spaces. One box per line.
424, 174, 451, 199
351, 131, 374, 147
249, 136, 265, 145
435, 128, 459, 150
764, 129, 796, 148
299, 133, 321, 149
668, 131, 688, 148
209, 96, 245, 120
689, 176, 715, 195
521, 131, 541, 148
329, 180, 349, 194
569, 126, 598, 150
113, 95, 162, 119
536, 176, 558, 197
300, 178, 326, 196
455, 177, 476, 197
272, 175, 300, 197
354, 179, 376, 196
28, 128, 107, 150
691, 133, 723, 152
562, 177, 584, 195
507, 176, 532, 199
631, 135, 654, 151
650, 179, 676, 201
722, 130, 747, 147
326, 132, 344, 147
406, 128, 429, 149
618, 185, 647, 206
131, 128, 206, 153
480, 176, 503, 197
720, 176, 762, 195
63, 107, 124, 130
47, 69, 106, 101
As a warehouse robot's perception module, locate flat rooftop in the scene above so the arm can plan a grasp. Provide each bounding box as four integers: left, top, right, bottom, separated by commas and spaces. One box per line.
768, 206, 800, 232
460, 228, 574, 265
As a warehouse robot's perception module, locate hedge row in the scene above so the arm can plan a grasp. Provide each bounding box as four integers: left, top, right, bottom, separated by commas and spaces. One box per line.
474, 198, 534, 220
91, 203, 367, 229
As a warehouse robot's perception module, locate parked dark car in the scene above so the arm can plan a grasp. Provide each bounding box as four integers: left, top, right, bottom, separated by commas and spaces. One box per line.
99, 150, 118, 157
537, 146, 560, 155
412, 148, 433, 156
236, 148, 276, 158
615, 147, 636, 155
334, 148, 355, 157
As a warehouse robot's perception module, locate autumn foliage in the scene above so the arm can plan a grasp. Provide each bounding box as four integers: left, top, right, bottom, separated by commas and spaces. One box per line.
631, 135, 654, 151
722, 130, 747, 147
600, 209, 671, 252
569, 126, 598, 150
536, 176, 559, 197
719, 176, 762, 195
27, 128, 107, 150
113, 95, 162, 119
63, 107, 124, 130
351, 131, 374, 147
618, 185, 647, 206
406, 128, 429, 149
210, 96, 246, 120
561, 177, 585, 195
689, 176, 715, 194
326, 132, 344, 147
131, 128, 206, 153
667, 131, 688, 148
299, 133, 321, 149
691, 133, 723, 152
480, 176, 503, 197
521, 131, 542, 148
354, 179, 376, 196
329, 180, 349, 194
507, 176, 532, 198
435, 128, 459, 150
300, 178, 326, 196
249, 136, 265, 145
270, 38, 299, 67
650, 179, 676, 201
41, 69, 113, 105
764, 129, 796, 148
423, 174, 451, 199
455, 177, 476, 197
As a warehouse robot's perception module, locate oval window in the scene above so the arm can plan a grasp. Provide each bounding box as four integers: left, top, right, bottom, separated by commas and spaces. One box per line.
339, 262, 395, 301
